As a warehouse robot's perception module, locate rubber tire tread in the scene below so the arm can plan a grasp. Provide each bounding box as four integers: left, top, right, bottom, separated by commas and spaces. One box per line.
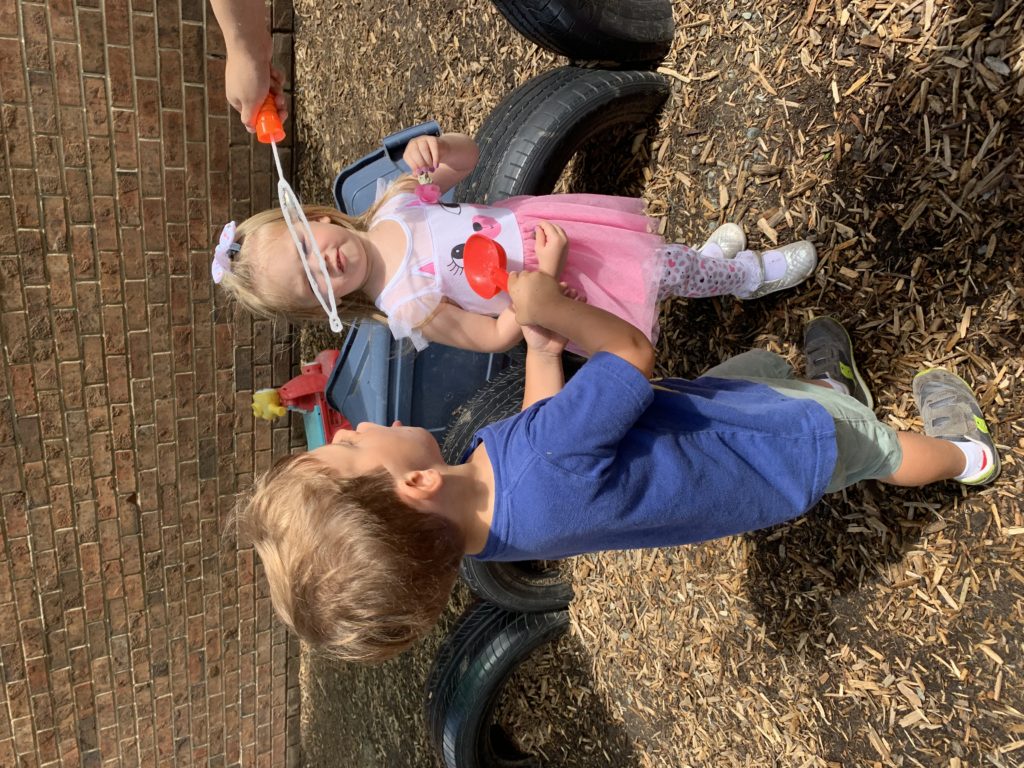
489, 0, 674, 63
459, 558, 574, 613
423, 600, 569, 768
424, 600, 504, 756
441, 365, 525, 465
441, 367, 573, 612
455, 67, 670, 205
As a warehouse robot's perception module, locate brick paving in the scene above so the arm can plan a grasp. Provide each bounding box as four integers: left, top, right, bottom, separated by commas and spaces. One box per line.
1, 1, 301, 765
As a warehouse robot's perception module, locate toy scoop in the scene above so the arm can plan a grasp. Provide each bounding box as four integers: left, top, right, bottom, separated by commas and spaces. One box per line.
463, 234, 509, 299
255, 93, 343, 333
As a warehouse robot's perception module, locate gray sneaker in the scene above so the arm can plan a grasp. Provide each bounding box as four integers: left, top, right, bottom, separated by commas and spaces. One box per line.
803, 317, 873, 409
912, 369, 1000, 486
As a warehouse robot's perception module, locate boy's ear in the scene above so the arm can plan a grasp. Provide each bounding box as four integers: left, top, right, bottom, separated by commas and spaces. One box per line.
317, 216, 332, 224
396, 468, 443, 506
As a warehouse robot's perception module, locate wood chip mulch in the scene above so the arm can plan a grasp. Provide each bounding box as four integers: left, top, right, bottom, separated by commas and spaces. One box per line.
293, 1, 1024, 765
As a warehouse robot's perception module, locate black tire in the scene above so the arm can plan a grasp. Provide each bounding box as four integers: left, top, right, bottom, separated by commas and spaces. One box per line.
424, 600, 570, 768
459, 558, 574, 614
442, 367, 574, 613
441, 365, 526, 465
455, 67, 670, 205
489, 0, 674, 64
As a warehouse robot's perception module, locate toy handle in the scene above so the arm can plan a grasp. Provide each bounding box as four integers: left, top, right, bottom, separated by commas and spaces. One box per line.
492, 267, 508, 292
255, 94, 285, 144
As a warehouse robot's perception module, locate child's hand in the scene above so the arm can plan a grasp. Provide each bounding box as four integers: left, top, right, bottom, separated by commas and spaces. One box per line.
507, 270, 566, 326
521, 323, 567, 356
533, 221, 568, 279
404, 135, 442, 178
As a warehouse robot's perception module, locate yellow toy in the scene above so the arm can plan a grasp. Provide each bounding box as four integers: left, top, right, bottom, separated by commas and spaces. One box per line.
252, 388, 287, 421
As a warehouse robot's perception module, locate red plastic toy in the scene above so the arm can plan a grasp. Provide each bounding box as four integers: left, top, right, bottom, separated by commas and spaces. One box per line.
464, 234, 509, 299
252, 350, 351, 449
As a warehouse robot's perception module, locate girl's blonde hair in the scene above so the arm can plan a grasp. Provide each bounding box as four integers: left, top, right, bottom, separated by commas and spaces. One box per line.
235, 453, 463, 663
219, 177, 417, 325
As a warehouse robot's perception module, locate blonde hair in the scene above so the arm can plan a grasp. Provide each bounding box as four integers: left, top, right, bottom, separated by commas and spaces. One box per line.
235, 453, 464, 663
219, 177, 417, 325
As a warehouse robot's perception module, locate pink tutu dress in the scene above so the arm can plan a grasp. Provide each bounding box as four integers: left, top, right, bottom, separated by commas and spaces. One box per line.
371, 192, 665, 351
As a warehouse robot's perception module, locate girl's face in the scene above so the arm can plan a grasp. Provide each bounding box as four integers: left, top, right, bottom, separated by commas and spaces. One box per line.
256, 218, 370, 308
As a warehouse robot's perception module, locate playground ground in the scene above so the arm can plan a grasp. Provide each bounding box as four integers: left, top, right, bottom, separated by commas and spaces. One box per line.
293, 1, 1024, 765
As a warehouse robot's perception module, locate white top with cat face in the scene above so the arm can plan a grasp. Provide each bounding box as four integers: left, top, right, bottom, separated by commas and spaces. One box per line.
371, 191, 524, 349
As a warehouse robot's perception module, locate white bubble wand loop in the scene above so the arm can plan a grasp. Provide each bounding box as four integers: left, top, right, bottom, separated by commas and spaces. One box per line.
257, 96, 343, 333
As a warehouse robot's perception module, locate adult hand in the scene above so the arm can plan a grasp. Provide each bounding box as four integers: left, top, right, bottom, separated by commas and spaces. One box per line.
227, 55, 288, 133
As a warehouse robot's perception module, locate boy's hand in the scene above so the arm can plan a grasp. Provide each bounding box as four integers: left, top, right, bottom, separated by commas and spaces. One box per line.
533, 221, 568, 279
519, 279, 579, 354
403, 135, 442, 177
507, 270, 567, 326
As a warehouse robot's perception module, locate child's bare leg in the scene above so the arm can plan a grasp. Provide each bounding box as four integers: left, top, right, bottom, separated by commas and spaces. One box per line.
881, 432, 966, 486
803, 380, 965, 485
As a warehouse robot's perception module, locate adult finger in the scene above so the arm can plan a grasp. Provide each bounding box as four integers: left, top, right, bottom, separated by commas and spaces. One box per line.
239, 103, 257, 133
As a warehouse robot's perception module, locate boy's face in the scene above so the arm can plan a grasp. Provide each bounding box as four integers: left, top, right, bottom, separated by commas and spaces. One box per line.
255, 218, 370, 308
312, 421, 443, 481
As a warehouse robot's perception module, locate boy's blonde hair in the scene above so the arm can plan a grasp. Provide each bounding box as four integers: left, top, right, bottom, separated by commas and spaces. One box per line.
235, 452, 464, 663
219, 177, 417, 325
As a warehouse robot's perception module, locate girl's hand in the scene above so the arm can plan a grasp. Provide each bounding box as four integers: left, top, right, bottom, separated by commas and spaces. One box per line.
401, 134, 478, 193
522, 323, 567, 356
403, 135, 442, 177
559, 282, 584, 302
534, 221, 568, 279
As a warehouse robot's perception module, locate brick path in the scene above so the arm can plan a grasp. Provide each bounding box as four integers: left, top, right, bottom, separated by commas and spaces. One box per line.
1, 1, 301, 765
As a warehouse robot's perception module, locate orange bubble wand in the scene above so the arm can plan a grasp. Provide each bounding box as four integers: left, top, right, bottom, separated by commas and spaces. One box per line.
256, 95, 343, 332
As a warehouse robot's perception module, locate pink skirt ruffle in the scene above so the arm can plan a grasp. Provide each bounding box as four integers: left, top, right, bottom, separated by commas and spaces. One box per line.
501, 194, 665, 346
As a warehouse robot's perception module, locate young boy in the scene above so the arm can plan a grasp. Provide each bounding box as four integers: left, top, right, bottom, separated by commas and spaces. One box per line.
236, 228, 1000, 663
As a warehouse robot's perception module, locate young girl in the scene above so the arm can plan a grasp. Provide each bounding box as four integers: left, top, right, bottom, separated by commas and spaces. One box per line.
214, 133, 817, 352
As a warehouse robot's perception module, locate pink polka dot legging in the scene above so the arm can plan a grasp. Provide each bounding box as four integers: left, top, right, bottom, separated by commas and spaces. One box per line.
656, 244, 760, 301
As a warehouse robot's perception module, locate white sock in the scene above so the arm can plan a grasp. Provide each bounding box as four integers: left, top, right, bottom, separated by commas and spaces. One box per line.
951, 439, 991, 481
733, 249, 787, 295
814, 374, 849, 395
760, 250, 787, 282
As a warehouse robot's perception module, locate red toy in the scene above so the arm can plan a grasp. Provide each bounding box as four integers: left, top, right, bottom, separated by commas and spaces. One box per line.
464, 234, 509, 299
253, 350, 351, 449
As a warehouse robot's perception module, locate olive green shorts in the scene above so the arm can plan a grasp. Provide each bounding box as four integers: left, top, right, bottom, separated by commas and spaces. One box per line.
700, 350, 903, 493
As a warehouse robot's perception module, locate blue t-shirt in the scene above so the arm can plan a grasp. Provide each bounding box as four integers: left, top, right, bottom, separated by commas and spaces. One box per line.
468, 353, 838, 561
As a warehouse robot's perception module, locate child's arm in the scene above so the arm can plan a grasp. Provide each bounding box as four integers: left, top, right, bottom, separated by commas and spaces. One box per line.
520, 221, 569, 409
419, 303, 523, 353
209, 0, 286, 129
520, 324, 567, 410
402, 134, 480, 193
508, 271, 655, 378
